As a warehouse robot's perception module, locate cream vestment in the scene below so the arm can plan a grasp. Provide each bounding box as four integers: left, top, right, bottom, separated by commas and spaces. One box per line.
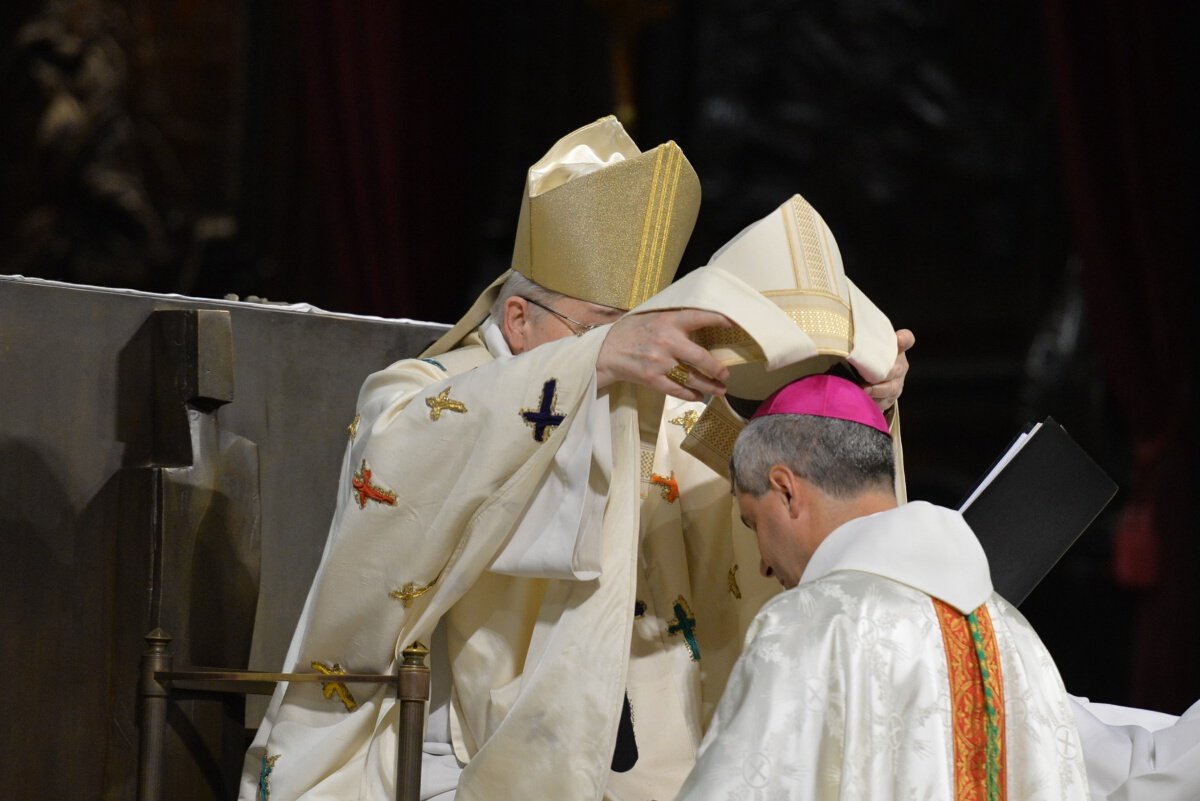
237, 325, 782, 801
676, 501, 1091, 801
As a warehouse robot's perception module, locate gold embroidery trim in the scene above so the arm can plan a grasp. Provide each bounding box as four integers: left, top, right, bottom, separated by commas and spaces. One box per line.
389, 580, 433, 608
690, 407, 741, 465
629, 143, 683, 307
310, 661, 358, 712
692, 305, 850, 353
727, 564, 742, 599
347, 413, 361, 441
784, 195, 834, 294
669, 409, 700, 434
639, 446, 656, 486
426, 387, 468, 421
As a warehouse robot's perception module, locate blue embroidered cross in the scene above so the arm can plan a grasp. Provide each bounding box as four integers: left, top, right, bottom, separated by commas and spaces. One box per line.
668, 596, 701, 661
520, 379, 566, 442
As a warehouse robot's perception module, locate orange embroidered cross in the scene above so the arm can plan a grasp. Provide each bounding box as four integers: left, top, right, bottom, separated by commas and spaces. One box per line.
650, 471, 680, 503
311, 661, 358, 711
351, 460, 397, 509
425, 388, 467, 421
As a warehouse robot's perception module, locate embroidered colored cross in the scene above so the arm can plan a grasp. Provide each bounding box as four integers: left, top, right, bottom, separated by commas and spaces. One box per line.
668, 596, 701, 661
425, 388, 467, 421
347, 413, 361, 441
669, 409, 700, 434
311, 661, 358, 711
351, 460, 397, 509
650, 471, 680, 503
520, 379, 566, 442
389, 581, 432, 608
258, 753, 280, 801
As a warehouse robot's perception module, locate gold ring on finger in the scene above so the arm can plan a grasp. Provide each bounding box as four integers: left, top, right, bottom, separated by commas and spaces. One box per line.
666, 363, 691, 387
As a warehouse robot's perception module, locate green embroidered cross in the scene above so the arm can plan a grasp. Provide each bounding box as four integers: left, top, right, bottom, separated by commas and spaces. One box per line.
257, 753, 280, 801
668, 596, 701, 661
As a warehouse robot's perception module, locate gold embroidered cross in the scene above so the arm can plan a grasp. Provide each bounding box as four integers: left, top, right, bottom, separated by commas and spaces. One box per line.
727, 564, 742, 599
426, 388, 468, 421
669, 409, 700, 434
347, 413, 361, 440
351, 460, 397, 509
389, 581, 432, 608
650, 471, 680, 503
310, 661, 358, 711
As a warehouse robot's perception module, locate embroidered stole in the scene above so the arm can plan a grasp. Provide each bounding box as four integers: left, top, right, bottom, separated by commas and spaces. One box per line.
933, 598, 1007, 801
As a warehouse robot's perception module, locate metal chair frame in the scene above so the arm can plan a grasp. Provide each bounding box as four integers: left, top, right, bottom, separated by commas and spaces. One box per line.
138, 628, 429, 801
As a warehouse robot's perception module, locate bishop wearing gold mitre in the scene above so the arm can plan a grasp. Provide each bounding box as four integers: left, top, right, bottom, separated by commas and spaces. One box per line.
240, 116, 907, 801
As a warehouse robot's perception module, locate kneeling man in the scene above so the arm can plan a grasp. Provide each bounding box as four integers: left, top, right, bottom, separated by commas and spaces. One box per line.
676, 374, 1089, 800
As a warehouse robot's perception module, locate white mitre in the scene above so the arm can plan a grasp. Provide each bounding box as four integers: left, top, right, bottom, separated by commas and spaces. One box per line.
634, 193, 897, 399
632, 194, 900, 480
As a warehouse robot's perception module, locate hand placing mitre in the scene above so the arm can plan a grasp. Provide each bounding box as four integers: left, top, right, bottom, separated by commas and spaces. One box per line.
863, 328, 914, 412
597, 309, 733, 402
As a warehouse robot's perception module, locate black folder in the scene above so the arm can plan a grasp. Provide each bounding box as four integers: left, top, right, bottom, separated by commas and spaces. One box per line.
958, 417, 1118, 606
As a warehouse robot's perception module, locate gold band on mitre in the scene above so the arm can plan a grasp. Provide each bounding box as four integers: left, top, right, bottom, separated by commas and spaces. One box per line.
512, 116, 701, 311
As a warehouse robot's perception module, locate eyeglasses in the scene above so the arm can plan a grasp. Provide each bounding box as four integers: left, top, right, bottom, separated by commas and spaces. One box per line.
519, 296, 603, 336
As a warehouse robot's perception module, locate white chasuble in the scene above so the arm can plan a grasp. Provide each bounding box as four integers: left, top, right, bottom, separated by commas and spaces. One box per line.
240, 325, 643, 801
676, 502, 1090, 801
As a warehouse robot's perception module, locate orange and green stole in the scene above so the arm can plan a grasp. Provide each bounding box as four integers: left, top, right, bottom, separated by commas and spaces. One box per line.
933, 598, 1007, 801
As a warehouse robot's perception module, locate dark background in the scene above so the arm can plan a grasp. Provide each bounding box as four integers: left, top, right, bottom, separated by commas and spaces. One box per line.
1, 0, 1196, 713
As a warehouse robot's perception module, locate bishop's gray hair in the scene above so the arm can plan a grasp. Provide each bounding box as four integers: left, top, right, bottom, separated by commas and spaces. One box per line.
730, 415, 895, 499
488, 271, 568, 326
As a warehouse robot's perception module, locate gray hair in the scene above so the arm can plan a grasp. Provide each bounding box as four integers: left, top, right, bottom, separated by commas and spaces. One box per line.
730, 415, 895, 499
488, 271, 567, 326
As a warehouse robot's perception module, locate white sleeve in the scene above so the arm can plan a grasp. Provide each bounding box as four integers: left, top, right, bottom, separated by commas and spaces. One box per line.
1071, 695, 1200, 801
486, 347, 613, 580
484, 371, 614, 577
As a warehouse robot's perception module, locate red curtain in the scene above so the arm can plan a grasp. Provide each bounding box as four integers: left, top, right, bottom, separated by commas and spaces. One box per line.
298, 1, 471, 321
1043, 1, 1198, 712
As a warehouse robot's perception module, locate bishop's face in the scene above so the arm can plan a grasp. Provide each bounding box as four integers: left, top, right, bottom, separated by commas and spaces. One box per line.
507, 295, 624, 353
736, 486, 810, 590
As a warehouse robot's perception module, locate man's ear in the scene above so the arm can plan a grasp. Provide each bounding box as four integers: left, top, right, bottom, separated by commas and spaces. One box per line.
502, 296, 531, 354
767, 464, 794, 504
768, 464, 809, 519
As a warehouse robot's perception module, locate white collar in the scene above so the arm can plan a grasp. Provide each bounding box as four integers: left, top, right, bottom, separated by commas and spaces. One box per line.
799, 501, 993, 614
480, 318, 513, 359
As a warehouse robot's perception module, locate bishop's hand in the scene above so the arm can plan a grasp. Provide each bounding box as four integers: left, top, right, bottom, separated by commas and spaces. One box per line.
597, 309, 732, 401
863, 328, 914, 412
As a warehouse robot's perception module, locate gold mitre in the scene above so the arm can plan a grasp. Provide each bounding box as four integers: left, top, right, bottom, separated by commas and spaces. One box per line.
422, 116, 701, 358
512, 115, 701, 310
634, 193, 897, 400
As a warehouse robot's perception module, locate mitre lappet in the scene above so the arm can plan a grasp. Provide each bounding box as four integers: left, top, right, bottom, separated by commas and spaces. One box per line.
423, 115, 702, 357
